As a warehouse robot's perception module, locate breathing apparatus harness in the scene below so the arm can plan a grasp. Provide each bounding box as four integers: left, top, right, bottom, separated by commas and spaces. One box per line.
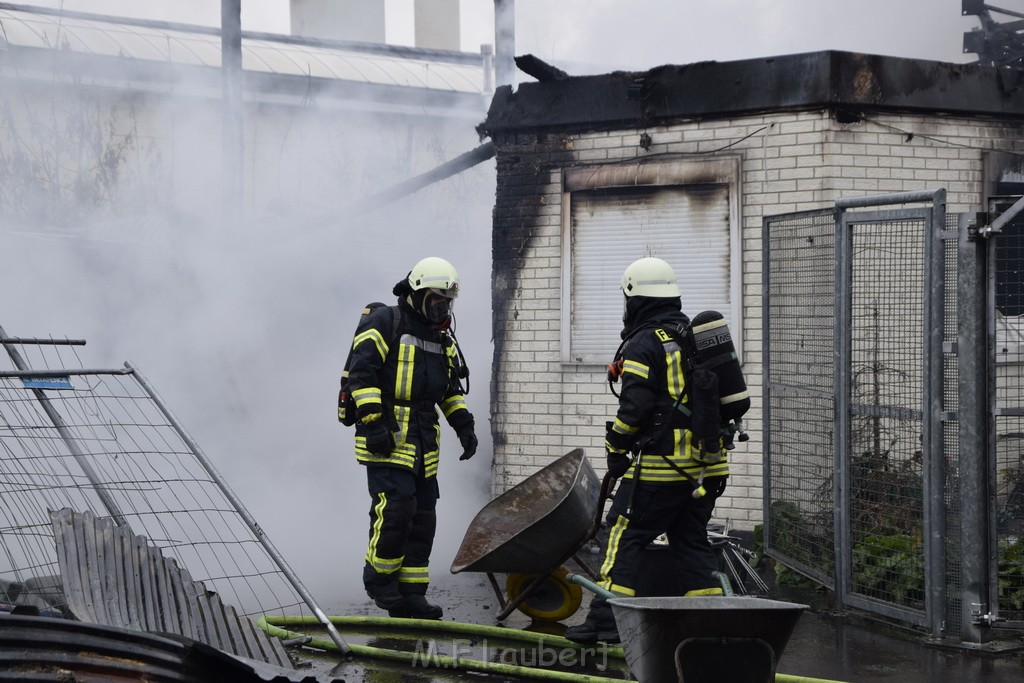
607, 319, 718, 501
338, 306, 470, 427
444, 316, 471, 395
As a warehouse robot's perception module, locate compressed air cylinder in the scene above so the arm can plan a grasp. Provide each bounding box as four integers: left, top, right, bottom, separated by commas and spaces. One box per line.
689, 310, 750, 422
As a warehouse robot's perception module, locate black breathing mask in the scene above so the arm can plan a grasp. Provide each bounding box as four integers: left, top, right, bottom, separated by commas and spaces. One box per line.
416, 288, 454, 324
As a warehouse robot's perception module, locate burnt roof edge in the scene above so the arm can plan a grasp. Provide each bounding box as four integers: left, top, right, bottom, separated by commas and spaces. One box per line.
478, 50, 1024, 137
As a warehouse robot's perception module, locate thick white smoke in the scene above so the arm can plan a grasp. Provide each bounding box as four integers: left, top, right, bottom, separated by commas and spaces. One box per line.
0, 23, 495, 609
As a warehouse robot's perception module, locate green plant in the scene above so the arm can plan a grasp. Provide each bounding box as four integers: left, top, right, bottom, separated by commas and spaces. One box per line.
849, 442, 923, 538
996, 444, 1024, 534
752, 523, 764, 566
773, 561, 824, 589
851, 534, 925, 607
846, 302, 924, 539
767, 500, 833, 577
998, 538, 1024, 612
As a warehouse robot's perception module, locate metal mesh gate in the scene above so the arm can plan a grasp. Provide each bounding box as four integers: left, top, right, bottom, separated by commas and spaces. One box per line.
764, 190, 977, 641
994, 206, 1024, 627
762, 208, 837, 586
843, 210, 932, 625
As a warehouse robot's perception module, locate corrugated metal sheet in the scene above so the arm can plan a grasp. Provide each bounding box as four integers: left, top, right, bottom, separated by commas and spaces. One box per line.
50, 507, 293, 670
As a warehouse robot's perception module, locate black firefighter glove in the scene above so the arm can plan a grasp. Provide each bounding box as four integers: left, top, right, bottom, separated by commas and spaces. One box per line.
606, 449, 632, 479
361, 415, 394, 455
457, 427, 478, 461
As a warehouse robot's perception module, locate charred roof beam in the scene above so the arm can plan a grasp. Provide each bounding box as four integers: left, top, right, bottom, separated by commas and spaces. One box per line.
962, 0, 1024, 68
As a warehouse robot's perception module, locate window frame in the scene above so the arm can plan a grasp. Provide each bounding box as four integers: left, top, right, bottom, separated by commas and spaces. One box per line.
559, 154, 743, 365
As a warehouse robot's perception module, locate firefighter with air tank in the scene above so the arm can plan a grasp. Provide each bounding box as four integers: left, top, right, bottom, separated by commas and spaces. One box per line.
564, 257, 749, 644
339, 256, 477, 620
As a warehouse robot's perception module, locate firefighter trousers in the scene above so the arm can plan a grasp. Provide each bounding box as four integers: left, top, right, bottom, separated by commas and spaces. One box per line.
597, 476, 727, 596
362, 465, 439, 596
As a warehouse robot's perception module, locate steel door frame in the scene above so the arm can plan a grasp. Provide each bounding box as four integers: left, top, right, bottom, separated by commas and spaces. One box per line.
835, 190, 946, 634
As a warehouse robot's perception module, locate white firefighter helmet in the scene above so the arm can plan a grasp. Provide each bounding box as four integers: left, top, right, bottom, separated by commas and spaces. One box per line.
621, 257, 680, 298
407, 256, 460, 298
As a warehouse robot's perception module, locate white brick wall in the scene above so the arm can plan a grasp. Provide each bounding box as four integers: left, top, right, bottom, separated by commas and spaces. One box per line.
491, 110, 1024, 531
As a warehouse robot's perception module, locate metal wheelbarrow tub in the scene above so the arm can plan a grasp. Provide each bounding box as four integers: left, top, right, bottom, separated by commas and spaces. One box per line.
450, 448, 601, 575
608, 596, 809, 683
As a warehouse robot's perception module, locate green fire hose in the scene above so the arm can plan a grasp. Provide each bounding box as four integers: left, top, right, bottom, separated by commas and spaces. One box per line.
258, 613, 846, 683
259, 614, 626, 682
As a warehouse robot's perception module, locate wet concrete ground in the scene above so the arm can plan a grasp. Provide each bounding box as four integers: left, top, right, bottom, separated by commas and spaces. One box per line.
769, 585, 1024, 683
287, 566, 1024, 682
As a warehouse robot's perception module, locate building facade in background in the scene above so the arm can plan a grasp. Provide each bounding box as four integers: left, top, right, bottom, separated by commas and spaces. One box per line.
0, 3, 491, 238
478, 51, 1024, 530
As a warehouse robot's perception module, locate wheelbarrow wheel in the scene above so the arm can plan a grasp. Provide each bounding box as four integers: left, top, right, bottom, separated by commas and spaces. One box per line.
506, 566, 582, 622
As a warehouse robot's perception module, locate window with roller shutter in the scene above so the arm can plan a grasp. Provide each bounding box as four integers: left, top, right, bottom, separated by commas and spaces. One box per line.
560, 156, 743, 365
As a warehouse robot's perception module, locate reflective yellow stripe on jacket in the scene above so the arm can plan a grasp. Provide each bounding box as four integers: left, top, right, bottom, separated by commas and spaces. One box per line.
354, 334, 442, 475
622, 329, 729, 482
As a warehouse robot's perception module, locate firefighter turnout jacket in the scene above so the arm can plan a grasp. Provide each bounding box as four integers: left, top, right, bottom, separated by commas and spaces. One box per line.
606, 311, 730, 483
347, 301, 472, 476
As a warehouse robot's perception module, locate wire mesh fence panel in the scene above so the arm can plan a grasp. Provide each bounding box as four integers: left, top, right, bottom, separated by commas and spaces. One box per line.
846, 216, 927, 612
993, 209, 1024, 622
764, 197, 1020, 642
0, 336, 309, 621
943, 419, 963, 637
766, 197, 951, 633
763, 208, 837, 583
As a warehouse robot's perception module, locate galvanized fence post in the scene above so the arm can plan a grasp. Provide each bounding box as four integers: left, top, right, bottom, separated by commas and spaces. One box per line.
834, 204, 853, 611
958, 211, 992, 643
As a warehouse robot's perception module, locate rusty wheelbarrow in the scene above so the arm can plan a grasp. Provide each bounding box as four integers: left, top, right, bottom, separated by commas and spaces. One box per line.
450, 448, 614, 622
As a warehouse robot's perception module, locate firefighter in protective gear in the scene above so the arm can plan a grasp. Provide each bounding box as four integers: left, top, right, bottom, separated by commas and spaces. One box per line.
564, 257, 730, 644
347, 256, 477, 620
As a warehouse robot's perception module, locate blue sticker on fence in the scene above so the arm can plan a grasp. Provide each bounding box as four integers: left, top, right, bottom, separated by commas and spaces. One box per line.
21, 376, 74, 390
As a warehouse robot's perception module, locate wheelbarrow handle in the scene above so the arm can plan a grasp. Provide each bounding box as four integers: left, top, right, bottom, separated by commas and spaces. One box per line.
587, 472, 617, 540
566, 571, 616, 600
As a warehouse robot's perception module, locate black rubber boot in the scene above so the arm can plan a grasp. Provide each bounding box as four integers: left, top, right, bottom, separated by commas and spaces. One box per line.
563, 597, 619, 644
391, 593, 443, 620
365, 580, 404, 612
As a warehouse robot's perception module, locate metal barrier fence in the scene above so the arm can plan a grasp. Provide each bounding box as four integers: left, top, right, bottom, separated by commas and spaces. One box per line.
992, 200, 1024, 638
764, 190, 1024, 647
0, 327, 347, 652
762, 207, 837, 587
